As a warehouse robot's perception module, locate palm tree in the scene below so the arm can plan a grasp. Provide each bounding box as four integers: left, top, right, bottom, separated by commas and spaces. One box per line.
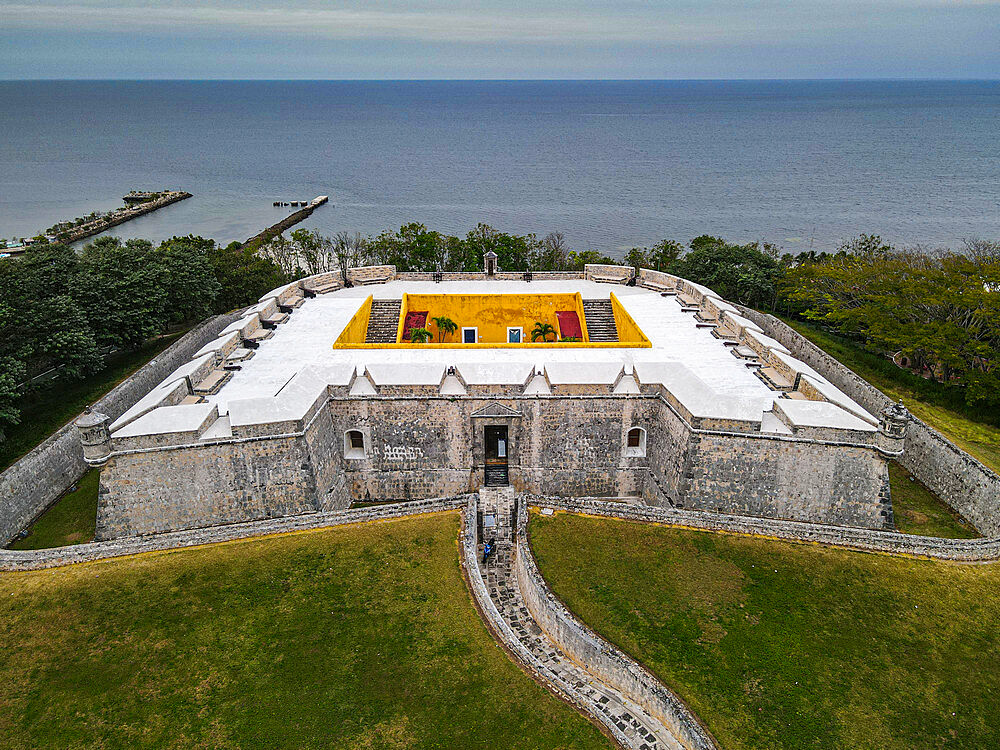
409, 327, 433, 344
531, 322, 556, 342
431, 315, 458, 343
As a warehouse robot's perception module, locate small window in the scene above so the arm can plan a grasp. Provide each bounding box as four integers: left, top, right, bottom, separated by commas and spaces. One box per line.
507, 327, 523, 344
345, 430, 367, 459
462, 327, 478, 344
624, 427, 646, 457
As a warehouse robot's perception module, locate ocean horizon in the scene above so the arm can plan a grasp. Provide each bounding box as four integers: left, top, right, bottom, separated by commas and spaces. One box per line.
2, 79, 998, 254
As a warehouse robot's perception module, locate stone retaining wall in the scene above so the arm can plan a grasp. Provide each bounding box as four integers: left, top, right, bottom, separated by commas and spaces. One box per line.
0, 313, 240, 547
0, 496, 467, 572
736, 308, 1000, 535
514, 501, 718, 749
531, 495, 1000, 562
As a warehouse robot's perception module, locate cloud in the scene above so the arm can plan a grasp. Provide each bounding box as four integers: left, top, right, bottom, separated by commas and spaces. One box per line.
0, 3, 861, 44
3, 0, 998, 78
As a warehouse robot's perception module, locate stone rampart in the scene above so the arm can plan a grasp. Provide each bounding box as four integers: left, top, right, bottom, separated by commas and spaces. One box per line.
514, 501, 718, 749
737, 308, 1000, 535
0, 496, 467, 572
0, 313, 240, 546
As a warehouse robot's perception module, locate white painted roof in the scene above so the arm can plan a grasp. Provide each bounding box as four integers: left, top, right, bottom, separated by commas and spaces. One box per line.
770, 350, 824, 381
194, 331, 240, 359
109, 378, 188, 432
457, 362, 534, 385
775, 399, 878, 432
91, 276, 862, 434
220, 314, 258, 336
745, 328, 789, 354
200, 415, 233, 441
723, 312, 764, 335
258, 280, 300, 303
545, 361, 623, 386
113, 403, 217, 438
367, 363, 446, 386
163, 352, 215, 384
634, 360, 770, 422
800, 374, 878, 425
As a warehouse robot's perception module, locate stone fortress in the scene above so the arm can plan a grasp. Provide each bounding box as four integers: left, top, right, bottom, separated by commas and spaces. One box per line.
76, 258, 911, 541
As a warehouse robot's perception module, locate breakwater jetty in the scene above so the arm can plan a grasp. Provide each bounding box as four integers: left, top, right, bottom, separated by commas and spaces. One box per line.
242, 195, 329, 250
59, 191, 192, 245
2, 190, 193, 256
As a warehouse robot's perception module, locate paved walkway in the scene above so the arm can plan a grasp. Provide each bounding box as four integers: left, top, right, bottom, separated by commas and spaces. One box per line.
479, 541, 687, 749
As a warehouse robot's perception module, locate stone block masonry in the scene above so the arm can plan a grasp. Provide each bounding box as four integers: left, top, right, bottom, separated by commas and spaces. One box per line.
76, 268, 913, 541
0, 313, 241, 546
737, 307, 1000, 536
528, 495, 1000, 562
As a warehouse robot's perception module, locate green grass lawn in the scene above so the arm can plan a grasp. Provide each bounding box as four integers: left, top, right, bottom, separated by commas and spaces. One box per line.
779, 317, 1000, 473
531, 511, 1000, 750
0, 332, 187, 472
7, 468, 100, 550
888, 462, 978, 539
0, 512, 608, 749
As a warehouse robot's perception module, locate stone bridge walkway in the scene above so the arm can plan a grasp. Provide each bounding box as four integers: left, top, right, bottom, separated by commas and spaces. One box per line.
481, 543, 686, 749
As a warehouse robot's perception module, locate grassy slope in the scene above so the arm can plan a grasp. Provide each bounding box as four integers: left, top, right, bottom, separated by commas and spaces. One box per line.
0, 332, 186, 472
0, 513, 608, 750
531, 511, 1000, 750
779, 317, 1000, 473
7, 468, 99, 550
889, 462, 978, 539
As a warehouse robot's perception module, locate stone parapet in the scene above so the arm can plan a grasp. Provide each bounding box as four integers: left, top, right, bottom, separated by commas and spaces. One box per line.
1, 496, 468, 572
346, 265, 396, 285
584, 263, 634, 284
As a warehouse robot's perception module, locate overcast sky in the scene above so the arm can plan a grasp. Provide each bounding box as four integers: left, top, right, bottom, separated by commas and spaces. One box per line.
2, 0, 999, 79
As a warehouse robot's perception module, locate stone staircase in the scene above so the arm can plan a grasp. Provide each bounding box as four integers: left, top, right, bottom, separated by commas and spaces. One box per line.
480, 543, 683, 750
364, 299, 402, 343
469, 487, 690, 749
582, 299, 620, 342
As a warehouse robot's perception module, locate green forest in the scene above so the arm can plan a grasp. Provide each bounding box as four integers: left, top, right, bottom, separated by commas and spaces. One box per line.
2, 225, 998, 443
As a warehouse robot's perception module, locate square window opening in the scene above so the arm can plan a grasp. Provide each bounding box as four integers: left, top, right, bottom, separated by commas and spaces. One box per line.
345, 430, 367, 459
625, 427, 647, 457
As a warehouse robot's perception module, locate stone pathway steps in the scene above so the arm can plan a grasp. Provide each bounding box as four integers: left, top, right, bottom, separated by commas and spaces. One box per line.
365, 299, 402, 343
582, 299, 620, 342
482, 545, 684, 749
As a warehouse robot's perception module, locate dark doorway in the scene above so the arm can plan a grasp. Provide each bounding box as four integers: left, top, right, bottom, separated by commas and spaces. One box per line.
484, 425, 509, 486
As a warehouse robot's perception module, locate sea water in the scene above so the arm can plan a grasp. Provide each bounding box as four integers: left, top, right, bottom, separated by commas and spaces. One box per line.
1, 79, 997, 254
